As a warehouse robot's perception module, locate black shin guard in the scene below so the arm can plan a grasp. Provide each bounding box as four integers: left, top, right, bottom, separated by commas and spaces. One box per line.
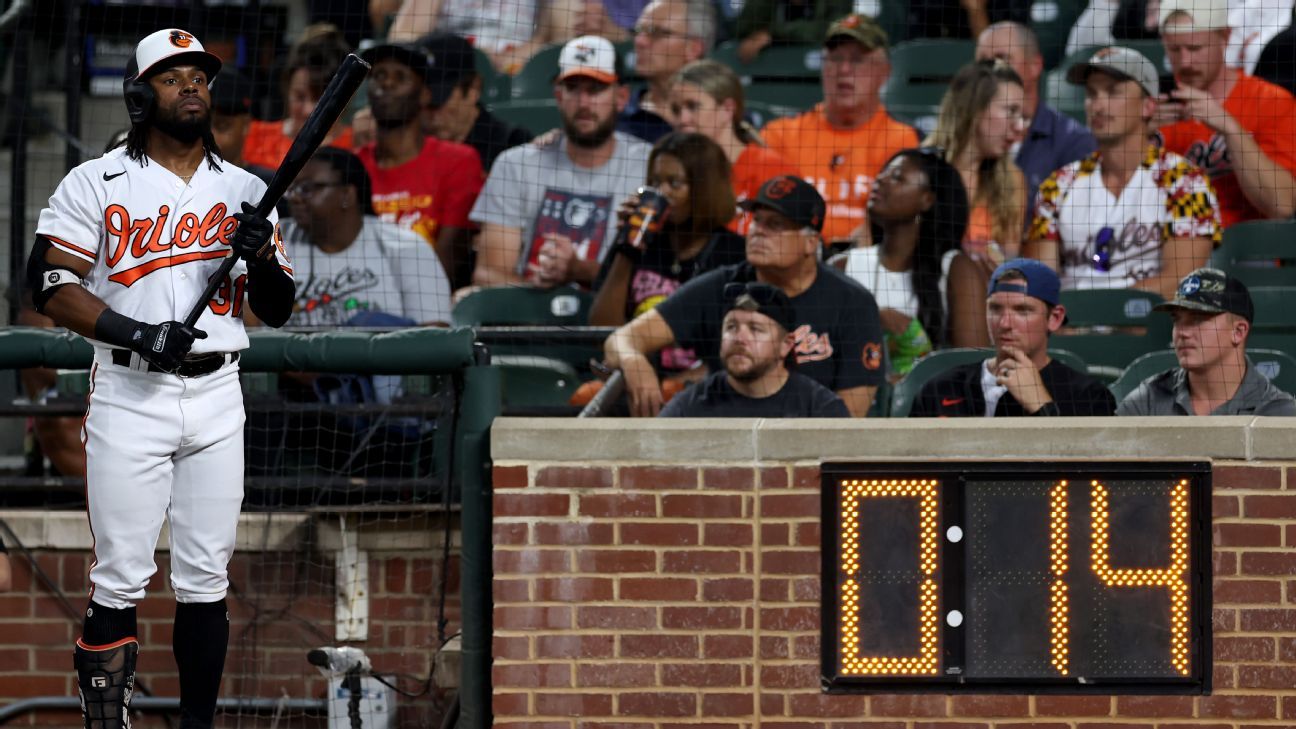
74, 638, 138, 729
173, 600, 230, 729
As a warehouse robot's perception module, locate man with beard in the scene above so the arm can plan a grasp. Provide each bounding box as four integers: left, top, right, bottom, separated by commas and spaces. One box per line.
27, 28, 294, 728
470, 35, 652, 289
659, 282, 850, 417
357, 41, 484, 289
1154, 0, 1296, 226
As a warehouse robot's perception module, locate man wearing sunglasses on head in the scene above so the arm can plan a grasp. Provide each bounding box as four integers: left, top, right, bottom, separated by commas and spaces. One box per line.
604, 174, 885, 417
1024, 46, 1218, 299
659, 282, 850, 417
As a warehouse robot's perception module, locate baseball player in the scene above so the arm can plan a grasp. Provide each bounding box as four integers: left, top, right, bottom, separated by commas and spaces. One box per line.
27, 29, 294, 729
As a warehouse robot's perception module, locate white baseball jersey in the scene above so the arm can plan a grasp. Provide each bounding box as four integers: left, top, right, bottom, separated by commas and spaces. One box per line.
36, 146, 292, 353
1030, 147, 1220, 291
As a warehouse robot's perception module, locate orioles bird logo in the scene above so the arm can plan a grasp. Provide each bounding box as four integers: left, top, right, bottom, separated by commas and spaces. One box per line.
764, 177, 797, 199
170, 31, 194, 48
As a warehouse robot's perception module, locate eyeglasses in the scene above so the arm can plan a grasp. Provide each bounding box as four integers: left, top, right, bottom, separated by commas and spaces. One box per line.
634, 24, 683, 40
1092, 226, 1115, 272
286, 181, 345, 199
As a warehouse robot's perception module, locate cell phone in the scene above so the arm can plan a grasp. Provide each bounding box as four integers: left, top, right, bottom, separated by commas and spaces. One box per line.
1159, 73, 1178, 95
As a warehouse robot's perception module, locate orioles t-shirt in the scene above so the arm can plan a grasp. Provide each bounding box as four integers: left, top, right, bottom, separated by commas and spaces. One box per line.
357, 137, 484, 245
1156, 73, 1296, 227
761, 105, 918, 243
655, 261, 886, 392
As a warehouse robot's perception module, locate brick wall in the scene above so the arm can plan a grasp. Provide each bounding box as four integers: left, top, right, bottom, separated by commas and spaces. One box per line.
0, 513, 459, 728
489, 419, 1296, 728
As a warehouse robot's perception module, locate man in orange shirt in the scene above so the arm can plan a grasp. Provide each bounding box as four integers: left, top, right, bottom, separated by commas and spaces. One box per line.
760, 14, 918, 247
1155, 0, 1296, 226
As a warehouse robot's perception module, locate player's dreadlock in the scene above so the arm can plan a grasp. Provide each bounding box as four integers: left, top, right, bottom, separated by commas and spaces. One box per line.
125, 121, 223, 172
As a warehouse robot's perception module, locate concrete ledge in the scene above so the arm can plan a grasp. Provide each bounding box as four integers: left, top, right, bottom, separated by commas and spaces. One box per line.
492, 416, 1283, 463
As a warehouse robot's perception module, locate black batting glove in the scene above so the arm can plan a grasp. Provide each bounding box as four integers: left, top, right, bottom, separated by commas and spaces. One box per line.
230, 202, 275, 264
131, 320, 208, 373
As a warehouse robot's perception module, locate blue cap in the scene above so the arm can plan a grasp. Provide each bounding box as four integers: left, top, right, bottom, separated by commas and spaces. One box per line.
987, 258, 1061, 307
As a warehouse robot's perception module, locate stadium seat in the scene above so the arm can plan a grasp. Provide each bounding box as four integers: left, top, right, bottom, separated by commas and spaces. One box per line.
1245, 286, 1296, 355
1030, 0, 1089, 70
709, 41, 823, 79
890, 346, 1088, 417
452, 286, 597, 371
1109, 348, 1296, 403
474, 45, 510, 104
487, 99, 562, 136
1208, 220, 1296, 287
495, 355, 582, 409
882, 39, 975, 134
1053, 289, 1171, 381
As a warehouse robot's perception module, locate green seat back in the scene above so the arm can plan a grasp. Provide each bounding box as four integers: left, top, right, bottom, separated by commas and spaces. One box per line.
1248, 286, 1296, 343
1030, 0, 1089, 69
1208, 221, 1296, 287
882, 39, 975, 133
511, 44, 564, 100
743, 82, 823, 117
452, 287, 597, 370
487, 99, 562, 136
709, 41, 824, 79
474, 45, 510, 104
495, 356, 582, 409
1053, 289, 1171, 380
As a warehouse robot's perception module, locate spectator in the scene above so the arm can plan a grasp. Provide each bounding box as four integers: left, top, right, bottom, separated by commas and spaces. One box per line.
659, 282, 851, 416
470, 36, 652, 288
1025, 47, 1218, 298
669, 59, 799, 228
1066, 0, 1293, 74
621, 0, 715, 142
244, 24, 355, 170
591, 131, 745, 331
603, 175, 886, 417
761, 14, 919, 246
387, 0, 539, 72
911, 259, 1117, 416
417, 32, 533, 172
1117, 267, 1296, 415
1155, 0, 1296, 225
280, 148, 452, 327
209, 70, 290, 217
734, 0, 854, 63
926, 60, 1028, 263
975, 21, 1097, 212
1253, 24, 1296, 96
837, 148, 971, 378
358, 41, 484, 290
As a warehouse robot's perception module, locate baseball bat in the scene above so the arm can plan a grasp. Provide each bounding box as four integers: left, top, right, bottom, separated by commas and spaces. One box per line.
182, 53, 371, 328
578, 370, 625, 418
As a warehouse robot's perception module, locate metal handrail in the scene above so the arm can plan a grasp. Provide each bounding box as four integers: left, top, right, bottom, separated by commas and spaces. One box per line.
0, 696, 326, 724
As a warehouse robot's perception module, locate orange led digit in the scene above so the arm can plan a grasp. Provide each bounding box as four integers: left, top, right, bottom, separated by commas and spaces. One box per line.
838, 478, 940, 676
1090, 480, 1193, 676
1049, 481, 1069, 674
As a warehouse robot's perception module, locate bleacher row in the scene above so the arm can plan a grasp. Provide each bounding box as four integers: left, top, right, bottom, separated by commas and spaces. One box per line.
453, 218, 1296, 414
466, 34, 1169, 135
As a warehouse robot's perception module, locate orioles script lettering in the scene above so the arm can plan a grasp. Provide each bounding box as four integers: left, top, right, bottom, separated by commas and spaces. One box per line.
104, 203, 239, 286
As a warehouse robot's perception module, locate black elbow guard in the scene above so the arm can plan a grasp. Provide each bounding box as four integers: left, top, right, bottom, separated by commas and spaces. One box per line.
27, 236, 85, 313
247, 260, 295, 328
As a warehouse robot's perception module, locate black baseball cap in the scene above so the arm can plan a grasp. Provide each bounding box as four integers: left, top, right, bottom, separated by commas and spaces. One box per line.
1154, 267, 1254, 322
724, 281, 797, 332
416, 32, 477, 107
740, 175, 826, 233
210, 69, 254, 115
361, 42, 433, 84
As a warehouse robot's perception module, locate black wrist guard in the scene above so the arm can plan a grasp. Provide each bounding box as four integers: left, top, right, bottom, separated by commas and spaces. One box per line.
93, 309, 146, 351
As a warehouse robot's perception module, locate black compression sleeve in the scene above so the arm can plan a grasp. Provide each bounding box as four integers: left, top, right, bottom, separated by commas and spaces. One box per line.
246, 261, 294, 328
93, 309, 146, 351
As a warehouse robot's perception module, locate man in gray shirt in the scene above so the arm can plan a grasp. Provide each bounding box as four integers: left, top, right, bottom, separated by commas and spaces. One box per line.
1117, 267, 1296, 416
470, 35, 651, 289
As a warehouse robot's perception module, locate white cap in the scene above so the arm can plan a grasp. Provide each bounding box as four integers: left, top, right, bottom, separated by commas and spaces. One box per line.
132, 28, 222, 81
1159, 0, 1229, 33
556, 36, 619, 84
